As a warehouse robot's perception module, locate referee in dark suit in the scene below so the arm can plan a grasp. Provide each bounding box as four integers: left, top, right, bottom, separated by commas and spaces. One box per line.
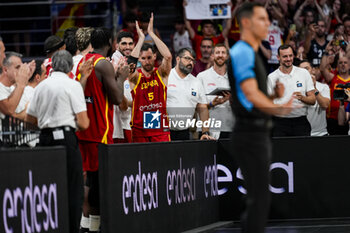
228, 3, 294, 233
26, 50, 93, 233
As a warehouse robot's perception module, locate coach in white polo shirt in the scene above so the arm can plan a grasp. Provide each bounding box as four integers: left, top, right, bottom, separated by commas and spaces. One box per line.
267, 45, 316, 136
197, 43, 234, 139
167, 47, 214, 140
26, 50, 91, 233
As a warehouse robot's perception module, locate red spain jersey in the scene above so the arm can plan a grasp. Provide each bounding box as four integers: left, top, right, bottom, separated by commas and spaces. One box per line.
327, 74, 350, 119
131, 68, 169, 136
76, 53, 114, 144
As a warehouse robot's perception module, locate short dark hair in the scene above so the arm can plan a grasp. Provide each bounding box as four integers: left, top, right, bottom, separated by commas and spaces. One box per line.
64, 27, 78, 56
29, 59, 44, 82
141, 43, 155, 53
200, 20, 215, 28
299, 59, 312, 67
124, 12, 137, 23
139, 11, 150, 23
343, 16, 350, 23
201, 38, 214, 45
91, 27, 112, 50
117, 31, 134, 43
236, 2, 263, 26
277, 44, 293, 55
214, 43, 228, 53
176, 47, 196, 59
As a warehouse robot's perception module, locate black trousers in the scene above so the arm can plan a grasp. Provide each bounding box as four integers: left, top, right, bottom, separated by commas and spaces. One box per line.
272, 116, 311, 137
231, 122, 271, 233
40, 127, 83, 233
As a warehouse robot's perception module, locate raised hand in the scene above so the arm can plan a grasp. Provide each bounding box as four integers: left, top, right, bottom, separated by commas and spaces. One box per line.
15, 63, 31, 86
79, 55, 94, 78
147, 12, 154, 35
116, 57, 130, 82
135, 20, 145, 39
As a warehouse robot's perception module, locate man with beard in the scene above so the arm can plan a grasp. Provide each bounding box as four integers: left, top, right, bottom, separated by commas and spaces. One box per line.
267, 44, 316, 136
303, 20, 328, 68
197, 43, 234, 139
167, 47, 215, 140
111, 31, 136, 144
128, 13, 172, 142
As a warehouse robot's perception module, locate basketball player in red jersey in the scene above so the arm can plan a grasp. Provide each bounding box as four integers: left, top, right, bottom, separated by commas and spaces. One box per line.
128, 13, 172, 142
76, 27, 129, 233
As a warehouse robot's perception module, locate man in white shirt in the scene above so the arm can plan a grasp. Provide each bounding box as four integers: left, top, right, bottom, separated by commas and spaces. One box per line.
167, 47, 214, 140
197, 43, 233, 139
267, 45, 316, 136
0, 52, 34, 120
299, 60, 330, 136
26, 50, 90, 233
111, 31, 135, 143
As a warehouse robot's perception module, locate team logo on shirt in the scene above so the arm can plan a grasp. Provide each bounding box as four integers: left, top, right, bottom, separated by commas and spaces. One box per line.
143, 110, 161, 129
296, 82, 302, 87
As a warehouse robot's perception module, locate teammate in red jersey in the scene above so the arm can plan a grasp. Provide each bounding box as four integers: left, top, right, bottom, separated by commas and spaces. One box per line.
128, 13, 172, 142
76, 27, 129, 233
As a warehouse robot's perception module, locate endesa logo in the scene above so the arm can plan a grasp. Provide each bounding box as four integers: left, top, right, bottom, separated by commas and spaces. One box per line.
2, 170, 58, 233
143, 110, 161, 129
218, 162, 294, 195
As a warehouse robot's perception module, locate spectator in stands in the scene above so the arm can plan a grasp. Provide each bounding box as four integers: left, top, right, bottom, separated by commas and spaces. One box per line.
121, 13, 138, 44
191, 38, 213, 77
171, 17, 192, 58
167, 47, 214, 141
0, 52, 34, 120
293, 0, 317, 44
299, 60, 330, 136
267, 45, 316, 136
43, 35, 66, 77
183, 0, 231, 59
304, 19, 328, 68
344, 17, 350, 43
197, 43, 233, 139
128, 13, 172, 143
73, 27, 94, 78
138, 11, 162, 44
265, 0, 287, 72
25, 50, 90, 233
64, 27, 79, 57
321, 54, 350, 135
0, 36, 5, 69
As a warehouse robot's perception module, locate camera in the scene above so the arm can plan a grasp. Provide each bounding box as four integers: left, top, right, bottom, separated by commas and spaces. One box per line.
333, 83, 350, 100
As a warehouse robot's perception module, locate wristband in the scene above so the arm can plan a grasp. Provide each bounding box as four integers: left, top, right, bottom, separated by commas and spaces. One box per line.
315, 91, 319, 96
209, 101, 213, 107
